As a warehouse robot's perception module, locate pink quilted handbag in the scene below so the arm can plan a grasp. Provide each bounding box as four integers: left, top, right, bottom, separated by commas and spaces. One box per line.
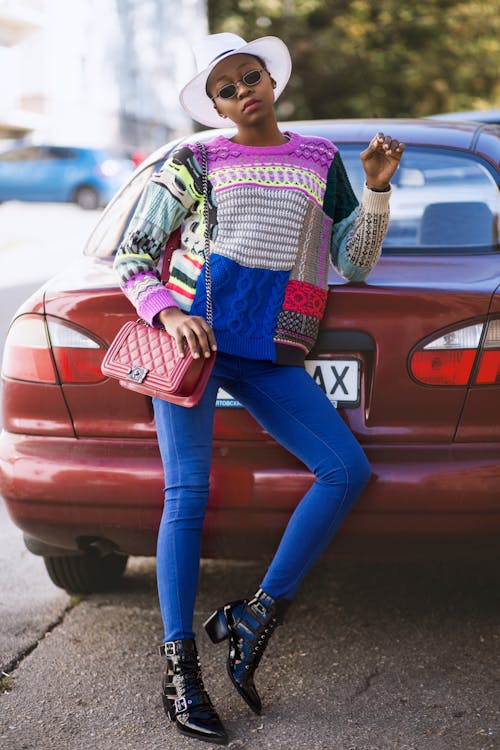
101, 320, 215, 407
101, 142, 215, 408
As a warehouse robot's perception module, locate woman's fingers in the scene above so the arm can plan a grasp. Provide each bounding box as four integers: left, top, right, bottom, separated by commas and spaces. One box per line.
365, 132, 405, 158
369, 132, 386, 151
205, 323, 218, 353
180, 317, 216, 359
382, 136, 404, 156
173, 329, 186, 358
156, 308, 216, 359
181, 325, 200, 358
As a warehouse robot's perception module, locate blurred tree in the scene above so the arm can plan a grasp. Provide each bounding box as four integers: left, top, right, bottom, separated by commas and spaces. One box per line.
208, 0, 500, 119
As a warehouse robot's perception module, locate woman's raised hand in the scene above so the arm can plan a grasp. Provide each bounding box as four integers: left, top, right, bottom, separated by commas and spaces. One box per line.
360, 132, 405, 191
157, 307, 217, 359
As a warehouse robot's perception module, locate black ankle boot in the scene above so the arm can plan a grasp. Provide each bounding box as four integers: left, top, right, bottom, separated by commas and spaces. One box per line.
159, 638, 228, 745
204, 589, 290, 714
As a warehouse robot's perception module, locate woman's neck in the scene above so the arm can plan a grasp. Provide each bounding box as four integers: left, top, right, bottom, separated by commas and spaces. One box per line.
230, 122, 288, 147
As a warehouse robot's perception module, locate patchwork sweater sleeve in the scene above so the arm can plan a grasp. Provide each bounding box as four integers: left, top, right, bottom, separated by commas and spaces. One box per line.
113, 145, 203, 325
324, 152, 391, 282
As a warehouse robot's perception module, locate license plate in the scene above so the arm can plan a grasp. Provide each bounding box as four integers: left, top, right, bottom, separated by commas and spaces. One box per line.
305, 358, 361, 407
216, 358, 361, 409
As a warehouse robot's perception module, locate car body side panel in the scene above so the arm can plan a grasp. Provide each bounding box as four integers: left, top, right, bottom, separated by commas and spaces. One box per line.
1, 432, 499, 559
455, 387, 500, 442
2, 380, 75, 437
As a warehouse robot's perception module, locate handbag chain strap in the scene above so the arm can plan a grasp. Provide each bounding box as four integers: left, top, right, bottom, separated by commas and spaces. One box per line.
197, 142, 213, 328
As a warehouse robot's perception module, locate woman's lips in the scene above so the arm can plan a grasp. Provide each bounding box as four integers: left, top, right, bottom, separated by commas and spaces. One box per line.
243, 99, 260, 113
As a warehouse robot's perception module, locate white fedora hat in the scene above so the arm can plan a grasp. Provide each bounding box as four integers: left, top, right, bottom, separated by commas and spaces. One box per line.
179, 33, 292, 128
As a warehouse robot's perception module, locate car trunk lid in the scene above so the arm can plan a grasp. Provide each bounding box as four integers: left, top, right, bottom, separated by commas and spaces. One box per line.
42, 254, 499, 442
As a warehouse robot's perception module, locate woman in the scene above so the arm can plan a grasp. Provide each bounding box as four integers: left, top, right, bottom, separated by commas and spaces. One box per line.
114, 32, 404, 745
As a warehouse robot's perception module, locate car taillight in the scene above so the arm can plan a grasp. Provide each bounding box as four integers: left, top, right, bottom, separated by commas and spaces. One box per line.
2, 315, 57, 383
2, 314, 106, 384
409, 319, 500, 386
47, 319, 105, 383
475, 318, 500, 385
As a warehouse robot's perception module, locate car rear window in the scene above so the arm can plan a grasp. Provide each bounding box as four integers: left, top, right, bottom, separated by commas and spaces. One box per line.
339, 145, 499, 254
83, 161, 162, 257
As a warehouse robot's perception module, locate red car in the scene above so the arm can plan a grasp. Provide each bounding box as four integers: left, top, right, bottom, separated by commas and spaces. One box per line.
1, 119, 499, 593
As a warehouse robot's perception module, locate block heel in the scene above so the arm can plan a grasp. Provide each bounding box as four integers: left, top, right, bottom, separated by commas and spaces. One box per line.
204, 599, 247, 644
204, 607, 229, 643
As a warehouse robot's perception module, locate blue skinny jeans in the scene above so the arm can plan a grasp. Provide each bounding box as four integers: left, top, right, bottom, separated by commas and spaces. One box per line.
153, 352, 371, 642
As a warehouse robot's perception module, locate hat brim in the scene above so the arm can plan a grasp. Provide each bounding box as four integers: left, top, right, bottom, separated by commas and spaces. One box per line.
179, 36, 292, 128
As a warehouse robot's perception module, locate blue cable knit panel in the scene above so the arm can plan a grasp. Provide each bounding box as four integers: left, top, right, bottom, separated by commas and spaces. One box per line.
190, 254, 289, 362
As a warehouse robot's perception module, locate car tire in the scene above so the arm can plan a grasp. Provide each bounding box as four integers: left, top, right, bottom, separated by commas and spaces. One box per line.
43, 552, 128, 594
73, 185, 100, 210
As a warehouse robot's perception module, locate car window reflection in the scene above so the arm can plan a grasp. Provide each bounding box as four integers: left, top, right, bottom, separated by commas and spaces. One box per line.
339, 145, 499, 253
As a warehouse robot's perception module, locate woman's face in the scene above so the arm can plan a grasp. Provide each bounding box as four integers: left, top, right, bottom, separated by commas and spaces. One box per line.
206, 53, 276, 126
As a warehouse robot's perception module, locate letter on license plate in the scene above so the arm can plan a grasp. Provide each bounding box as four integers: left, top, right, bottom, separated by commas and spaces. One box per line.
305, 358, 360, 407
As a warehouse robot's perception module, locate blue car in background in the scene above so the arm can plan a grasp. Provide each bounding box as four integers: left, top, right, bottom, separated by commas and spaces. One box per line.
0, 144, 135, 209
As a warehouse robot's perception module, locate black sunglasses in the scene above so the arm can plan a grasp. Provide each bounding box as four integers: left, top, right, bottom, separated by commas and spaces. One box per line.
211, 68, 265, 101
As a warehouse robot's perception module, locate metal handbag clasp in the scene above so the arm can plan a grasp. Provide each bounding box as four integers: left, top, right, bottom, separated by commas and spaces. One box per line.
128, 365, 149, 383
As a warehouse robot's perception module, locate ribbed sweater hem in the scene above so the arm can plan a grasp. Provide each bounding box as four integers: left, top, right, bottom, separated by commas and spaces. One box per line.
215, 331, 277, 362
215, 333, 308, 366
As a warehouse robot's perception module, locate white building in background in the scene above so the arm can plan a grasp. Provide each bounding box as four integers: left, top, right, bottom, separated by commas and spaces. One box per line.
0, 0, 207, 150
0, 0, 46, 138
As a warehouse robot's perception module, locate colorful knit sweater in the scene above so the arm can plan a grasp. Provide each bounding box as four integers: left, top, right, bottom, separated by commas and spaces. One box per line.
114, 131, 390, 365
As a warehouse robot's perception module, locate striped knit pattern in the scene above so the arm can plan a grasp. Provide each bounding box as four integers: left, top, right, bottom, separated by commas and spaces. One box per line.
114, 131, 391, 364
214, 187, 315, 270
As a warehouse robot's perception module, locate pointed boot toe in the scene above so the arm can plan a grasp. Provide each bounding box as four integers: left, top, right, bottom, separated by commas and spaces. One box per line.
226, 659, 262, 714
204, 589, 290, 715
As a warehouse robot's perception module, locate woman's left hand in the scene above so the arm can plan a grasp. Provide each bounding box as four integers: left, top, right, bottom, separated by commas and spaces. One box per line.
360, 132, 405, 190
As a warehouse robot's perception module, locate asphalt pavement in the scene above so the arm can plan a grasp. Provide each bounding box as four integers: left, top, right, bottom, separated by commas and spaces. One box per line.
0, 499, 70, 676
0, 202, 499, 750
1, 556, 499, 750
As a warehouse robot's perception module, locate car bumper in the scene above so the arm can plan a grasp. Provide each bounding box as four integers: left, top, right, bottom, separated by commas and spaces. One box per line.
1, 430, 499, 560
